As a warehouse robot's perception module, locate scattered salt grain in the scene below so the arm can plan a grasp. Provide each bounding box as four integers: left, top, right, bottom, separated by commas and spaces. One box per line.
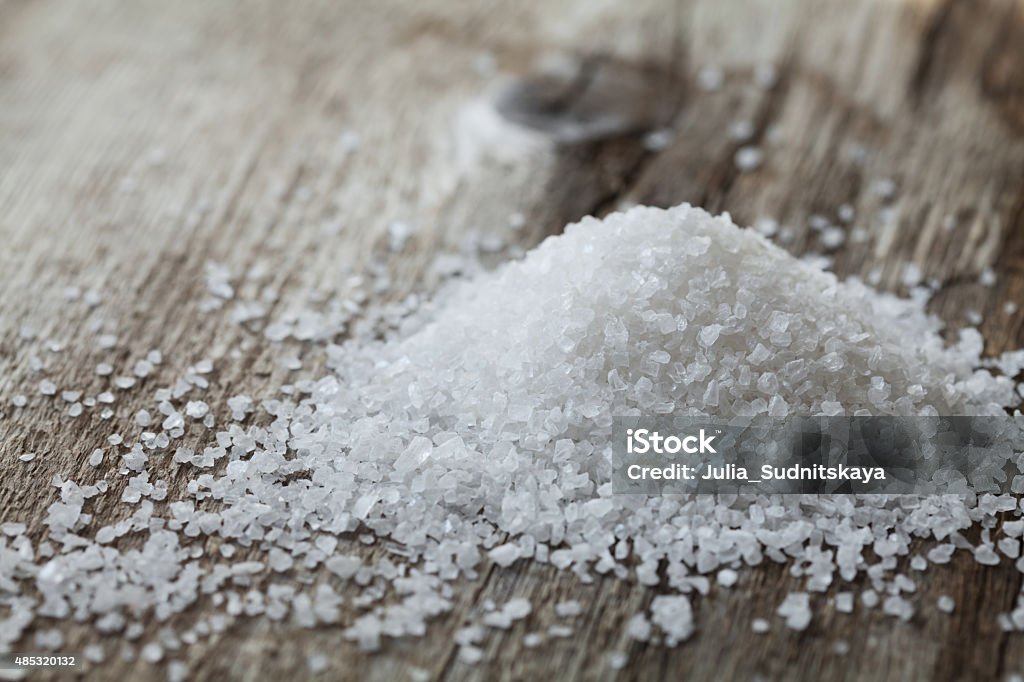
307, 653, 328, 674
547, 625, 573, 638
821, 227, 845, 250
734, 146, 763, 172
96, 334, 118, 349
882, 595, 913, 622
651, 595, 694, 645
900, 263, 922, 287
643, 128, 674, 151
871, 177, 896, 199
133, 360, 154, 378
717, 568, 738, 588
627, 614, 652, 642
141, 642, 164, 663
34, 628, 63, 650
185, 401, 209, 419
777, 593, 811, 631
522, 632, 544, 648
730, 120, 755, 142
697, 65, 724, 91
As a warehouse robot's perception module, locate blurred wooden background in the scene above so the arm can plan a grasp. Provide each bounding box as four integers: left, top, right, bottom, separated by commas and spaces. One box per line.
1, 0, 1024, 679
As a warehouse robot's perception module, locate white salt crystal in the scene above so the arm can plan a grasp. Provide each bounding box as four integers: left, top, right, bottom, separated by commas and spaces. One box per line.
141, 642, 164, 663
730, 120, 755, 142
821, 227, 845, 250
754, 218, 778, 237
716, 568, 738, 587
882, 595, 913, 621
307, 653, 328, 674
734, 146, 763, 172
937, 595, 955, 613
626, 614, 651, 641
871, 177, 896, 199
185, 401, 209, 419
975, 545, 1000, 566
777, 593, 811, 630
900, 263, 922, 287
651, 595, 694, 645
504, 598, 532, 620
643, 128, 674, 151
697, 65, 724, 91
35, 628, 64, 650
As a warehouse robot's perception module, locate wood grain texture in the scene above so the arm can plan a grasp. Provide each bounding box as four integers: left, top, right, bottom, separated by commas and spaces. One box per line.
1, 0, 1024, 680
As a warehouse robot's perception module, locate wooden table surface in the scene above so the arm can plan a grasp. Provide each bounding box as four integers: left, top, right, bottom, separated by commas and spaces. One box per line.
2, 0, 1024, 680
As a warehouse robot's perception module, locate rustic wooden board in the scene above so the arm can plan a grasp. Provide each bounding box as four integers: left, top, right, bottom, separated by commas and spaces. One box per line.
2, 0, 1024, 680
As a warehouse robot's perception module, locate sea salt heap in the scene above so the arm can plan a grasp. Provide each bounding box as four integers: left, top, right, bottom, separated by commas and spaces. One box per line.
271, 204, 1015, 639
4, 204, 1022, 666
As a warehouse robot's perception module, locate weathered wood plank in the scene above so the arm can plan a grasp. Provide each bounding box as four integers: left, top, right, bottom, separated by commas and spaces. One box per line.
1, 1, 1023, 680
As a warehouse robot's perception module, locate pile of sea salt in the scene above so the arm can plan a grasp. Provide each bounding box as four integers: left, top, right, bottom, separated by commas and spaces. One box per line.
5, 204, 1024, 671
